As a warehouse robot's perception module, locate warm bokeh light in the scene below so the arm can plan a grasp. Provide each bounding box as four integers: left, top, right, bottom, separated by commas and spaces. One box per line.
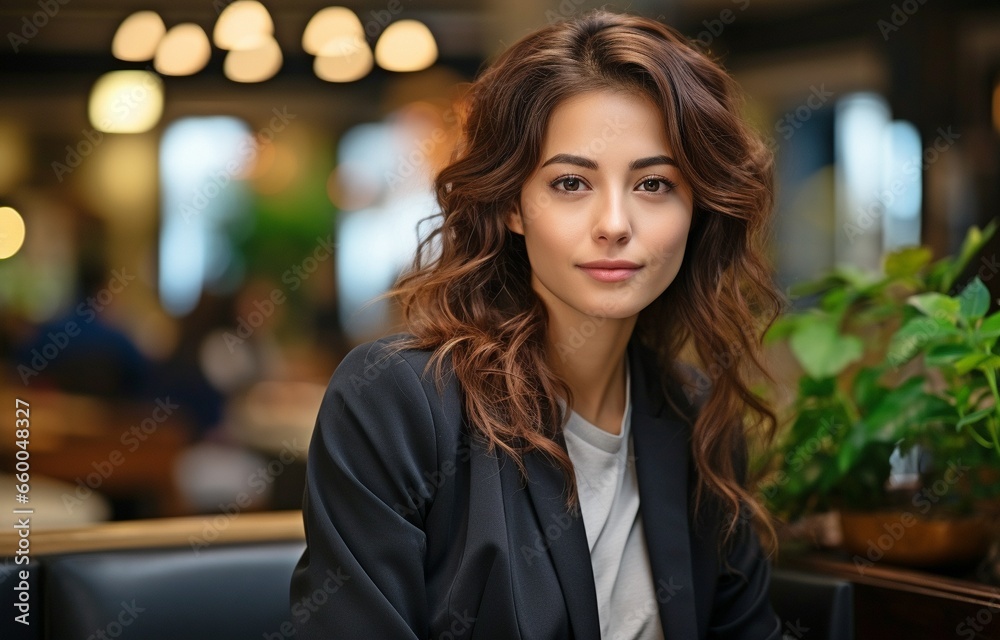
302, 6, 364, 55
224, 36, 283, 83
214, 0, 274, 51
154, 23, 212, 76
111, 11, 166, 61
88, 70, 164, 134
78, 134, 158, 227
0, 120, 30, 195
249, 138, 298, 194
374, 20, 437, 72
0, 206, 26, 259
314, 36, 373, 82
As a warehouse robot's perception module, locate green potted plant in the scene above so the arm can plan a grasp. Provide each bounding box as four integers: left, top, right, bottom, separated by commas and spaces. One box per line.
759, 221, 1000, 568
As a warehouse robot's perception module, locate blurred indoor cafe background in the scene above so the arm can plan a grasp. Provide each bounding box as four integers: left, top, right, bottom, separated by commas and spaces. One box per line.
1, 0, 1000, 638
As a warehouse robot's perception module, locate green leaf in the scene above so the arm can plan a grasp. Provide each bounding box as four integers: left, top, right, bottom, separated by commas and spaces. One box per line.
863, 377, 934, 442
957, 278, 990, 321
924, 343, 977, 368
816, 455, 845, 493
884, 246, 933, 279
764, 316, 799, 343
787, 267, 874, 298
835, 265, 879, 290
851, 367, 884, 413
951, 384, 972, 409
836, 424, 867, 473
797, 375, 837, 399
908, 292, 960, 323
887, 317, 958, 366
925, 259, 953, 293
979, 311, 1000, 339
981, 354, 1000, 375
953, 353, 986, 375
954, 354, 1000, 376
957, 225, 984, 264
789, 321, 864, 379
819, 287, 851, 314
940, 222, 997, 292
957, 407, 997, 429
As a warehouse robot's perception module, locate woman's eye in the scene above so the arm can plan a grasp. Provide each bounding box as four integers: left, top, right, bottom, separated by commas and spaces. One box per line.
548, 176, 588, 193
557, 177, 582, 191
638, 178, 675, 193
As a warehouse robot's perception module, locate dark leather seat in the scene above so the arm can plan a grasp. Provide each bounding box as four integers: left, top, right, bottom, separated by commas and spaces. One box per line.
770, 568, 855, 640
6, 533, 853, 640
43, 540, 306, 640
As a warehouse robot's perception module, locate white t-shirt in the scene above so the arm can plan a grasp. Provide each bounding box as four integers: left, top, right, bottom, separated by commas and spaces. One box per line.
559, 357, 665, 640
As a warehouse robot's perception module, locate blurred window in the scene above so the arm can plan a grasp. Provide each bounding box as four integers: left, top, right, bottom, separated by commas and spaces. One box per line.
159, 117, 253, 315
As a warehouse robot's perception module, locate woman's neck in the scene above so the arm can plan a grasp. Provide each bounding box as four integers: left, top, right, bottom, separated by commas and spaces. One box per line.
545, 318, 635, 435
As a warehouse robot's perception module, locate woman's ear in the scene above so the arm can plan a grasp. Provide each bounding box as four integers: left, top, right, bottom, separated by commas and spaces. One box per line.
505, 207, 524, 236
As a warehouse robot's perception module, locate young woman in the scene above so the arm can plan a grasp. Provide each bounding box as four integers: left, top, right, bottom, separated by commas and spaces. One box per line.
291, 9, 784, 639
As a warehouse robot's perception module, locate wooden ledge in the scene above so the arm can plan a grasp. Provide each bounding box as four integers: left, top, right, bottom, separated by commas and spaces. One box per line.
780, 549, 1000, 609
3, 510, 304, 556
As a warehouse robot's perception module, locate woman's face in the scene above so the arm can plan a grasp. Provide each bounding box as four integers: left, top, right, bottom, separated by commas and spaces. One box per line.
507, 89, 695, 331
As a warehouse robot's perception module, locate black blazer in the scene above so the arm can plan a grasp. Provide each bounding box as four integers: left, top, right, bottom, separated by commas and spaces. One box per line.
290, 332, 782, 639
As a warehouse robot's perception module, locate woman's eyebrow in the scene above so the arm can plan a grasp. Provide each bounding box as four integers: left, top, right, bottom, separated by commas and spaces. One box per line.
540, 153, 597, 169
630, 154, 677, 170
539, 153, 677, 170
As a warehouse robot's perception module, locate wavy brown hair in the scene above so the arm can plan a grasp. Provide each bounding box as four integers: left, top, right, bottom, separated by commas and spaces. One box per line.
378, 9, 783, 550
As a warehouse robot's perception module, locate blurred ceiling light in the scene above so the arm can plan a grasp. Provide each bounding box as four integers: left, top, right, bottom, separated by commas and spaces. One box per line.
374, 20, 437, 72
0, 206, 26, 259
155, 23, 211, 76
224, 36, 282, 82
214, 0, 274, 50
112, 11, 166, 61
89, 70, 164, 133
314, 36, 373, 82
302, 6, 364, 55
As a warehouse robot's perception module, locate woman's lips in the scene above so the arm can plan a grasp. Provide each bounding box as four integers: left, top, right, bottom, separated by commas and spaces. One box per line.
578, 266, 642, 282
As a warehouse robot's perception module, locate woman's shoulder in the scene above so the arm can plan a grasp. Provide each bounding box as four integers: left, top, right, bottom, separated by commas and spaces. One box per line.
310, 333, 461, 524
313, 332, 464, 466
331, 332, 452, 392
323, 332, 464, 445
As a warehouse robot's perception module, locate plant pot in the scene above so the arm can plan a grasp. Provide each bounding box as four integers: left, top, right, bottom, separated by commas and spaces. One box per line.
839, 509, 995, 568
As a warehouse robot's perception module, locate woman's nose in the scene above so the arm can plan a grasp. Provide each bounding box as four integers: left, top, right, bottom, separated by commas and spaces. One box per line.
593, 191, 632, 244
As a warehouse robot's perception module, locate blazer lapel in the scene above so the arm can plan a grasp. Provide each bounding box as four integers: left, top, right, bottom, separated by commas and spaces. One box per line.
519, 336, 700, 640
628, 337, 701, 639
523, 451, 601, 640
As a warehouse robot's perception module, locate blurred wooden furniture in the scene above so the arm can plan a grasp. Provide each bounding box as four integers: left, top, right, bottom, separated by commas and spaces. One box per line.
0, 511, 305, 640
781, 549, 1000, 637
0, 509, 303, 555
1, 473, 111, 530
224, 380, 325, 509
0, 391, 192, 519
